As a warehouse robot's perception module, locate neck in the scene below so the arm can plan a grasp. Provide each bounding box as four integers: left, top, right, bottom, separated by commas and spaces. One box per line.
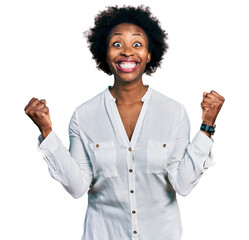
109, 79, 148, 104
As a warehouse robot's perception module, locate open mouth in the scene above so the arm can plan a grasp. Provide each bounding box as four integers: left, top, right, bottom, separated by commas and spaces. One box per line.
115, 61, 140, 72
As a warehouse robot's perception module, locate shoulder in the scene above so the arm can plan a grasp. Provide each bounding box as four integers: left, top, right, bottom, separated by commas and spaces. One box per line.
150, 87, 186, 115
68, 88, 107, 126
75, 88, 106, 114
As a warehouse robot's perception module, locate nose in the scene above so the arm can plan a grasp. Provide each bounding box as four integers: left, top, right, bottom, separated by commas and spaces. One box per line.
121, 45, 134, 57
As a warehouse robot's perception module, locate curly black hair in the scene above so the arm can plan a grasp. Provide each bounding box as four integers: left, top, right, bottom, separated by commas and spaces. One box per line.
84, 5, 168, 75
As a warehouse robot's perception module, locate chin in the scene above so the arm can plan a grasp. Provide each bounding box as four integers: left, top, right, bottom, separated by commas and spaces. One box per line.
116, 74, 142, 83
115, 69, 144, 82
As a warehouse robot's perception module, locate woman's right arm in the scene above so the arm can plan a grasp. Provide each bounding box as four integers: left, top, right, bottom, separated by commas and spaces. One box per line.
25, 98, 93, 199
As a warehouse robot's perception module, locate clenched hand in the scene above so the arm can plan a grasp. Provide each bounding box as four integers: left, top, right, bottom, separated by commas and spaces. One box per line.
201, 90, 225, 126
24, 98, 52, 139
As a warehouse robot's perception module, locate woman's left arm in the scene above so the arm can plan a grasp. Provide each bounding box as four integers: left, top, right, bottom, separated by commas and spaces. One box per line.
167, 90, 225, 196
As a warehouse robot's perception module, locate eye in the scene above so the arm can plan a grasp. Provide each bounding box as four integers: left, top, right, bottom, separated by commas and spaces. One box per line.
113, 42, 122, 47
133, 42, 141, 47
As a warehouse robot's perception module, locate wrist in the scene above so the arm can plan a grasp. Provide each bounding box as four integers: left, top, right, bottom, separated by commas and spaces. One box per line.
41, 127, 52, 139
202, 120, 215, 126
200, 123, 215, 137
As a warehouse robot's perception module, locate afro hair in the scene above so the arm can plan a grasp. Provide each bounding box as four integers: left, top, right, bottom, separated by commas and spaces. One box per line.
85, 5, 168, 75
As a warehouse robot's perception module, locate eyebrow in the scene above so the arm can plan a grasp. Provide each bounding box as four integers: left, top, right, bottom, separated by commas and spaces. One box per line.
111, 33, 144, 38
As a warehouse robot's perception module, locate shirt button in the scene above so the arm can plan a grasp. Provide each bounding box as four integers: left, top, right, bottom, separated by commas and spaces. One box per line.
163, 143, 166, 148
132, 210, 136, 214
129, 169, 133, 173
130, 190, 134, 193
96, 144, 100, 148
133, 230, 137, 234
128, 147, 132, 151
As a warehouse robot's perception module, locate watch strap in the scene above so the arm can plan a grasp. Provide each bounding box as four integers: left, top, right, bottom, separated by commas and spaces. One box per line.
200, 123, 215, 135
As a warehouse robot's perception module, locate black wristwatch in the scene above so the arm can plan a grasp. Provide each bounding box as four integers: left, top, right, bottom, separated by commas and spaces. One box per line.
200, 123, 215, 135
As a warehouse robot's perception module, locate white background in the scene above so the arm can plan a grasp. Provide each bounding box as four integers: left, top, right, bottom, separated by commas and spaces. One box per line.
1, 0, 248, 239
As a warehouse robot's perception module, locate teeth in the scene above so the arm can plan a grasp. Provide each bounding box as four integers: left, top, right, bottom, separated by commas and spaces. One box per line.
118, 62, 137, 69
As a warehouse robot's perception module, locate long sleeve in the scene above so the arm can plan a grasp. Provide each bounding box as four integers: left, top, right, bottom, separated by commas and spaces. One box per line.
167, 105, 214, 196
33, 87, 215, 239
37, 109, 93, 199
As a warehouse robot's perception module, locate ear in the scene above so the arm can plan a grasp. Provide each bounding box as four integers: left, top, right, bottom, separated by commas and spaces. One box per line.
146, 53, 151, 63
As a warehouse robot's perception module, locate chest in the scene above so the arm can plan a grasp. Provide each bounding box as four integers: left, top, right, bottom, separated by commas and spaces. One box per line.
83, 96, 180, 178
116, 101, 143, 141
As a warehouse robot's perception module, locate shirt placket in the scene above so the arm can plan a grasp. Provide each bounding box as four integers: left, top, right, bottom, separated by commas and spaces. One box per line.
105, 86, 151, 239
127, 145, 139, 239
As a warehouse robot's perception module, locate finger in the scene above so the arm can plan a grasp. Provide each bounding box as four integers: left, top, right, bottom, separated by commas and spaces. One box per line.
26, 102, 47, 116
203, 93, 224, 106
25, 99, 40, 114
24, 97, 38, 111
203, 92, 218, 100
210, 90, 225, 101
201, 102, 214, 110
29, 106, 49, 118
40, 99, 47, 105
35, 108, 49, 117
35, 105, 49, 114
40, 106, 49, 114
203, 92, 208, 98
34, 102, 46, 110
201, 102, 210, 110
202, 97, 221, 105
202, 106, 211, 111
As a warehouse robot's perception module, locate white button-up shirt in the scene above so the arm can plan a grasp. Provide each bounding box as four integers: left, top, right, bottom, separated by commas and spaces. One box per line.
38, 86, 213, 240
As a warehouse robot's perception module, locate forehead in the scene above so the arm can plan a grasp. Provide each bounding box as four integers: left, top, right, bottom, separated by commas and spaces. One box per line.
109, 23, 148, 39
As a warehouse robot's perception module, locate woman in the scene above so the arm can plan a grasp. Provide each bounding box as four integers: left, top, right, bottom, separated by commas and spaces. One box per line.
24, 5, 224, 240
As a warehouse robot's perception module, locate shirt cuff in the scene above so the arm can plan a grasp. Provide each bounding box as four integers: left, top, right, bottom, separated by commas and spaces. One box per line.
37, 130, 57, 155
37, 130, 63, 176
38, 134, 44, 145
188, 130, 215, 173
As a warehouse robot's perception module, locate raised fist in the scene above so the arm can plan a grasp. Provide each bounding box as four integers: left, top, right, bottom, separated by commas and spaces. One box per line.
24, 97, 52, 138
201, 90, 225, 126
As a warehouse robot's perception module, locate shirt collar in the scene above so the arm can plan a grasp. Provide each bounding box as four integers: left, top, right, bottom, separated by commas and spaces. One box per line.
106, 85, 151, 103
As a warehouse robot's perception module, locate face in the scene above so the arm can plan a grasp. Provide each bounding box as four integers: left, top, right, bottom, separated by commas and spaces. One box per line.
106, 23, 151, 83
